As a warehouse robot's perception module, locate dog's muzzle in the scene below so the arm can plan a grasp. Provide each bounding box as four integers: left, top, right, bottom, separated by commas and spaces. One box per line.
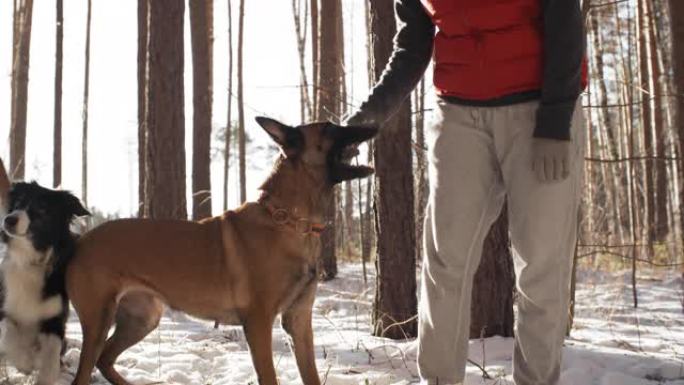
2, 212, 29, 238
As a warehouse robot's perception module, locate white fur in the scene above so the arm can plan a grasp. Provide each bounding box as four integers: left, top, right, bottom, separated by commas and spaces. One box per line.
3, 210, 30, 237
1, 247, 62, 323
35, 334, 63, 385
0, 319, 39, 373
0, 235, 64, 384
0, 321, 63, 383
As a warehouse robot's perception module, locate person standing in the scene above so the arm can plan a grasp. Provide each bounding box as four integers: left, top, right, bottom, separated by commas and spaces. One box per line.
346, 1, 587, 384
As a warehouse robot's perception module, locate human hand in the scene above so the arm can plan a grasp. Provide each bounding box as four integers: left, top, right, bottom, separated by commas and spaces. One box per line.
531, 138, 572, 183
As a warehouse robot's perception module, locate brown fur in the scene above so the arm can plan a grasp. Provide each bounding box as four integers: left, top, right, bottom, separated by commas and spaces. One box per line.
66, 119, 376, 385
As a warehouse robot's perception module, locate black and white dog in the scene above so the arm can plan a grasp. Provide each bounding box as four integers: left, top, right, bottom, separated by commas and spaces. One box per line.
0, 182, 89, 384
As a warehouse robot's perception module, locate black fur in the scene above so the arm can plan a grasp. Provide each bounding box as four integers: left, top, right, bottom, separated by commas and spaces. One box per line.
2, 182, 89, 340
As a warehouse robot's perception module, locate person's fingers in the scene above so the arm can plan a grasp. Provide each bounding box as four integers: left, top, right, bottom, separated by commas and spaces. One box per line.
553, 157, 563, 181
544, 157, 554, 182
534, 157, 546, 183
561, 156, 570, 180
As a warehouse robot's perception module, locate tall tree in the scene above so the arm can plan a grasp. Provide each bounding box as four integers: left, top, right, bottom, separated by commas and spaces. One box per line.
190, 0, 214, 220
414, 79, 427, 261
137, 0, 148, 216
310, 0, 319, 120
669, 0, 684, 267
638, 0, 655, 256
223, 0, 233, 212
470, 209, 515, 338
292, 0, 312, 122
360, 0, 374, 281
368, 0, 417, 339
357, 144, 374, 284
54, 0, 63, 188
647, 0, 668, 241
144, 0, 187, 220
316, 0, 344, 280
10, 0, 34, 180
82, 0, 92, 207
237, 0, 246, 203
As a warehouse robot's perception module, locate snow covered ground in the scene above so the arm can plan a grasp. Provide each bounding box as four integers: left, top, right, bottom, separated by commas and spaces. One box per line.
1, 264, 682, 385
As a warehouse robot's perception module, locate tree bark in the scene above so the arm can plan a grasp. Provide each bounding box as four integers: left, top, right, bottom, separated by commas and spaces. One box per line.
344, 180, 355, 255
316, 0, 344, 280
292, 0, 312, 122
638, 0, 655, 257
190, 0, 214, 220
82, 0, 92, 207
138, 0, 148, 217
237, 0, 246, 204
589, 8, 625, 245
54, 0, 63, 188
470, 209, 515, 338
310, 0, 319, 120
647, 0, 668, 241
369, 0, 417, 340
10, 0, 34, 180
668, 0, 684, 280
362, 143, 373, 280
414, 78, 427, 261
144, 0, 187, 220
223, 0, 233, 212
361, 1, 374, 277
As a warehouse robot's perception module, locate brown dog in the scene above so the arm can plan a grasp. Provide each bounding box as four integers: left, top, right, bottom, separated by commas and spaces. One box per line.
66, 118, 377, 385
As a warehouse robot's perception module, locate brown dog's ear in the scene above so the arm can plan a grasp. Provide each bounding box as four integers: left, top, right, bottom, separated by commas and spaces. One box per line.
330, 165, 375, 184
255, 117, 303, 157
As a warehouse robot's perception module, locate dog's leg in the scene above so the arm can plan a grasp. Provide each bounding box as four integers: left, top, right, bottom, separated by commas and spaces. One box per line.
1, 320, 36, 374
71, 293, 118, 385
97, 293, 163, 385
36, 333, 62, 385
281, 284, 320, 385
244, 312, 278, 385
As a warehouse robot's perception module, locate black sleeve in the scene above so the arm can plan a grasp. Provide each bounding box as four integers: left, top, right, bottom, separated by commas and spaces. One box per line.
345, 0, 435, 126
534, 0, 585, 140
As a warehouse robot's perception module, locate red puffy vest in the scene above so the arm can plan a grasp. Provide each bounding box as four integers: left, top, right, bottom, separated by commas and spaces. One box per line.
420, 0, 587, 100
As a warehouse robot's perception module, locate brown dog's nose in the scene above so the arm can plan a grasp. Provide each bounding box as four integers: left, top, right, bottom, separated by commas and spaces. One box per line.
4, 215, 18, 228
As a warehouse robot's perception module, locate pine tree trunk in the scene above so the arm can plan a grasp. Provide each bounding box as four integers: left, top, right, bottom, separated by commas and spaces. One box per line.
369, 0, 417, 339
590, 9, 623, 243
10, 0, 34, 180
138, 0, 148, 217
344, 180, 354, 255
237, 0, 246, 204
190, 0, 214, 220
668, 0, 684, 278
638, 0, 655, 258
82, 0, 92, 207
470, 208, 515, 338
54, 0, 63, 188
310, 0, 319, 120
292, 0, 312, 122
316, 0, 343, 280
647, 0, 668, 241
362, 144, 373, 272
361, 1, 374, 277
338, 10, 353, 256
144, 0, 187, 220
414, 79, 427, 261
223, 0, 233, 212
